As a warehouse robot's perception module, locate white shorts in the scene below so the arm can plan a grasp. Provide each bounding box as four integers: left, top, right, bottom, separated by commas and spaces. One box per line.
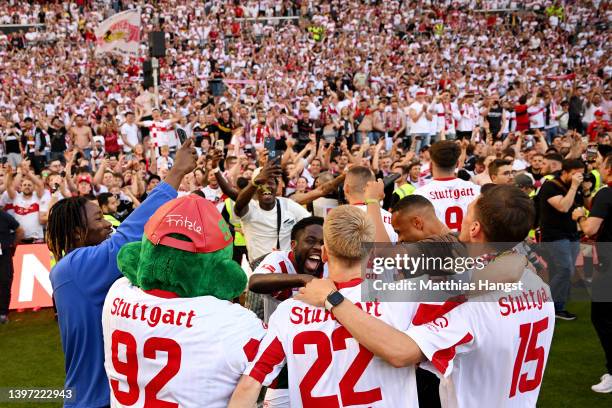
263, 388, 289, 408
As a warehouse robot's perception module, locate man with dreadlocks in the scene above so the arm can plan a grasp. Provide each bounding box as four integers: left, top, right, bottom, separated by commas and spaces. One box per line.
47, 139, 197, 408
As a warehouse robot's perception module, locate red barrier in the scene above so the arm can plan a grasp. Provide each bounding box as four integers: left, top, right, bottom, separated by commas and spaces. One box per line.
9, 244, 53, 310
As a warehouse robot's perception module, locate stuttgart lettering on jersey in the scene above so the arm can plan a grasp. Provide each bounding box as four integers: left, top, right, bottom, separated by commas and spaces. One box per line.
428, 186, 477, 200
110, 297, 196, 328
290, 301, 381, 325
498, 287, 550, 317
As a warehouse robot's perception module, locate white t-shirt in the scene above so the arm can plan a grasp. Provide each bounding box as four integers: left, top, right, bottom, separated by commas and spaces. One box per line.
201, 186, 224, 212
5, 192, 47, 239
528, 103, 545, 129
406, 270, 555, 408
413, 178, 480, 232
157, 155, 174, 172
312, 197, 339, 218
245, 280, 419, 408
353, 204, 398, 242
407, 101, 431, 134
434, 102, 459, 133
457, 103, 479, 132
120, 122, 140, 152
39, 189, 66, 211
102, 278, 266, 408
141, 119, 176, 148
239, 197, 310, 261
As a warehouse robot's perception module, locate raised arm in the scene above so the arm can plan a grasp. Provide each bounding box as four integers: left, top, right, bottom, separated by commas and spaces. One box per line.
288, 142, 315, 179
25, 169, 45, 198
66, 139, 197, 300
65, 149, 78, 193
234, 158, 282, 217
210, 150, 240, 201
5, 167, 17, 200
281, 138, 296, 168
371, 139, 384, 172
365, 179, 392, 243
291, 174, 346, 206
535, 129, 548, 153
93, 158, 108, 187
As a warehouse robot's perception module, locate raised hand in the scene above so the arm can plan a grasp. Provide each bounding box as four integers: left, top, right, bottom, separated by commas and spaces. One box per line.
364, 179, 385, 201
167, 139, 197, 183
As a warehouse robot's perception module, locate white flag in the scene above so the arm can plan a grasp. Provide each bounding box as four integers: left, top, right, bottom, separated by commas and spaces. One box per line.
95, 9, 141, 57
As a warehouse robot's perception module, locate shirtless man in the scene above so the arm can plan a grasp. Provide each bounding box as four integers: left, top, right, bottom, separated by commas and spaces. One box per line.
135, 85, 155, 140
69, 115, 93, 159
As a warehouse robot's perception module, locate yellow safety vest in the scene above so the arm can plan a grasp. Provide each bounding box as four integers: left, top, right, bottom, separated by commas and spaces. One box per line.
528, 190, 537, 239
434, 23, 444, 36
104, 214, 121, 228
536, 174, 555, 194
393, 183, 416, 200
225, 198, 246, 247
308, 26, 324, 42
592, 170, 602, 194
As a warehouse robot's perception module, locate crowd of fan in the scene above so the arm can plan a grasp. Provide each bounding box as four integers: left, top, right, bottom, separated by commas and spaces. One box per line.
1, 1, 612, 401
0, 0, 609, 246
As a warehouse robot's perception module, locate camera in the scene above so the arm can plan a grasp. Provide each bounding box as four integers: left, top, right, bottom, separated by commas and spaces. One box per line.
583, 172, 596, 194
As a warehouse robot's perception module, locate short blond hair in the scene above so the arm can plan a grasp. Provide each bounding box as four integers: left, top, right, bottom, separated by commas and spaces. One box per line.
345, 166, 375, 194
324, 205, 374, 262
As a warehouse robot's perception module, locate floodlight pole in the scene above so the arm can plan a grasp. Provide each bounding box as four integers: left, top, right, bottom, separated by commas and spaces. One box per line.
152, 57, 159, 109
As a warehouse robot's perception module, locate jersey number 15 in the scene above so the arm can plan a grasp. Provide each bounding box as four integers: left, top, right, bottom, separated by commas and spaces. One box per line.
509, 317, 549, 398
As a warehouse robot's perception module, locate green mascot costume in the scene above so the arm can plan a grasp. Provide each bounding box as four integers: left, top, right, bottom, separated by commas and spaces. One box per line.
118, 194, 246, 300
102, 194, 266, 407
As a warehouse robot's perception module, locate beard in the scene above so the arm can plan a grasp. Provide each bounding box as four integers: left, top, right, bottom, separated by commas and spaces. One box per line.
295, 252, 322, 277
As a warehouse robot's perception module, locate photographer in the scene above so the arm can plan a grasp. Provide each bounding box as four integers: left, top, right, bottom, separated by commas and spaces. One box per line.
572, 153, 612, 393
538, 158, 592, 320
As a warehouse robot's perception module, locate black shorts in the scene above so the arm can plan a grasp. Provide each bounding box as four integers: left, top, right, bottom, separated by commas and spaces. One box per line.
139, 115, 153, 139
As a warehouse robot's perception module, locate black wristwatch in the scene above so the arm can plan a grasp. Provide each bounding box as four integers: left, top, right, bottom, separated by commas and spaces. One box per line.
324, 290, 345, 311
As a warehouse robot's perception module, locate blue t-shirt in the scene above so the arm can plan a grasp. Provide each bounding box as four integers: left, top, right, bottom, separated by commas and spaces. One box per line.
50, 182, 177, 407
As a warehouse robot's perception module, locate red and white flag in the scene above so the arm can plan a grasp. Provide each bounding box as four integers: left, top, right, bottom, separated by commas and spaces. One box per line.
95, 9, 141, 57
